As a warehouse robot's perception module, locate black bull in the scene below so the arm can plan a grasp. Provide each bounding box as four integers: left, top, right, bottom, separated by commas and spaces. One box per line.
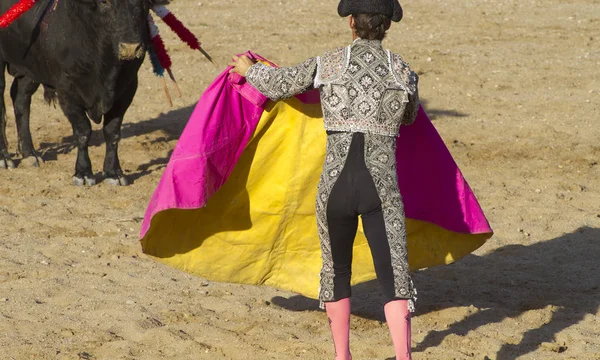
0, 0, 166, 185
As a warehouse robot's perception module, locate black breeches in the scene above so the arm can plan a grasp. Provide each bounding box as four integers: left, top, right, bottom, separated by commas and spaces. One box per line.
325, 132, 398, 303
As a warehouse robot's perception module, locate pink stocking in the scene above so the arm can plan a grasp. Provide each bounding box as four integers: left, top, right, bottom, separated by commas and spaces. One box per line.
325, 298, 352, 360
384, 300, 412, 360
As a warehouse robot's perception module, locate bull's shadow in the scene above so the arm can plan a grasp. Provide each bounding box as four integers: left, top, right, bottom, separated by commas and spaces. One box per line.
119, 104, 194, 142
272, 227, 600, 359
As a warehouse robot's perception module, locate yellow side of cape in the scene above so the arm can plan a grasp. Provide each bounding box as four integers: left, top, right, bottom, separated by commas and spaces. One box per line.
141, 98, 489, 299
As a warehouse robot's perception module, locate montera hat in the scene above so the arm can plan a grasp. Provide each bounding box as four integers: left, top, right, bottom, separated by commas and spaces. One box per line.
338, 0, 403, 22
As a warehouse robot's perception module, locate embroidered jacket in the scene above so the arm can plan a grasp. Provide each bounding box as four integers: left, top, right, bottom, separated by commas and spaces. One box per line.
246, 38, 419, 137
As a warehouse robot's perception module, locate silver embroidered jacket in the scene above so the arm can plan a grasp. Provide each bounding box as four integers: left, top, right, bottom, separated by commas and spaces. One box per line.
246, 38, 419, 137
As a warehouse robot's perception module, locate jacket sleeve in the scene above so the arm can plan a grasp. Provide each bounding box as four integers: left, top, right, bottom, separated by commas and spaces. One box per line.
401, 71, 420, 126
246, 58, 318, 101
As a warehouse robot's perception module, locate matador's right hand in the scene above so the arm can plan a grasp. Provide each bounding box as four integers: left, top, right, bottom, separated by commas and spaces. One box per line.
228, 55, 255, 77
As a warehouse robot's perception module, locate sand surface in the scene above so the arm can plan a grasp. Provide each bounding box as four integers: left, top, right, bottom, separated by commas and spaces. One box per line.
1, 0, 599, 359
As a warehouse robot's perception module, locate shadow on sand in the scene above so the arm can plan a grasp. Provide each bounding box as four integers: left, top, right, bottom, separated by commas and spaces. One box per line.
272, 227, 600, 359
420, 98, 468, 120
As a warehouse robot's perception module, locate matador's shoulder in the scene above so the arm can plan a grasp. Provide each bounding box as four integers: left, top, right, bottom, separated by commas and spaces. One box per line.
314, 46, 349, 87
390, 52, 418, 94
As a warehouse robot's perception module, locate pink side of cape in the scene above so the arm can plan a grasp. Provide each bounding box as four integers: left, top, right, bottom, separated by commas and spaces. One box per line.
397, 106, 492, 234
140, 52, 492, 239
140, 52, 269, 238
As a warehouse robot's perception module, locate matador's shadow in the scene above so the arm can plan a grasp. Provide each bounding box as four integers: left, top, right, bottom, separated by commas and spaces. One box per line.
272, 226, 600, 360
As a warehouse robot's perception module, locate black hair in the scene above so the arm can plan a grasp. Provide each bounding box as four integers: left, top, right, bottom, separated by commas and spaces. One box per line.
352, 13, 391, 40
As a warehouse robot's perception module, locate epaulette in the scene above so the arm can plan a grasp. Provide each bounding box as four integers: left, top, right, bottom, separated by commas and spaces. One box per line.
390, 53, 418, 95
314, 46, 350, 87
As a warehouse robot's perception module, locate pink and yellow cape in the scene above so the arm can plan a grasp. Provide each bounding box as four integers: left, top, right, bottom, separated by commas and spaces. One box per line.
139, 53, 493, 299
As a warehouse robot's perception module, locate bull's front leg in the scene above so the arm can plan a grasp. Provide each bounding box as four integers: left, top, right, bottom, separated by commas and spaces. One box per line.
0, 60, 13, 169
0, 105, 13, 169
11, 76, 42, 167
102, 76, 138, 186
60, 99, 95, 186
102, 110, 127, 186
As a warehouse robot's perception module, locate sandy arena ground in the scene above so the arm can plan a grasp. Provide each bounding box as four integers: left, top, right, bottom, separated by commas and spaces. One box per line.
1, 0, 599, 359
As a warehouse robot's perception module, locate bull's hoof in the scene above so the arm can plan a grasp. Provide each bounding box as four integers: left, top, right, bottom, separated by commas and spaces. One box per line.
21, 155, 43, 168
73, 175, 96, 186
104, 176, 129, 186
0, 158, 15, 169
